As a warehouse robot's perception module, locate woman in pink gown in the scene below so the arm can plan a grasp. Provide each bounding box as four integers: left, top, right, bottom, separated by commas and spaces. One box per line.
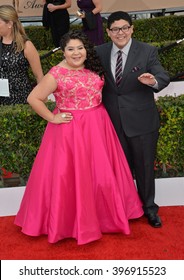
14, 30, 143, 245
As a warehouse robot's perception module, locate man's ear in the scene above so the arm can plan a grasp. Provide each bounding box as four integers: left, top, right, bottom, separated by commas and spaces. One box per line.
106, 28, 111, 37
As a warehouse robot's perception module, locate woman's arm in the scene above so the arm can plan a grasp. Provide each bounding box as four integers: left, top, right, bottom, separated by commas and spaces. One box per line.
27, 73, 73, 124
47, 0, 71, 12
77, 0, 102, 19
92, 0, 102, 14
24, 40, 44, 83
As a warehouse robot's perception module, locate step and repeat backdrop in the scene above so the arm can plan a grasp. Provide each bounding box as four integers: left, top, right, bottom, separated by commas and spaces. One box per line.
2, 0, 184, 19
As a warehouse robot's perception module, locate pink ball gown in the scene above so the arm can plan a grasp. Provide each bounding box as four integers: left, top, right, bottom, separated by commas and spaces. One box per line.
14, 66, 143, 245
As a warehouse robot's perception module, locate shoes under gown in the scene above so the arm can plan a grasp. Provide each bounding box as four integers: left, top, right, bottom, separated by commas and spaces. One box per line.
14, 66, 143, 245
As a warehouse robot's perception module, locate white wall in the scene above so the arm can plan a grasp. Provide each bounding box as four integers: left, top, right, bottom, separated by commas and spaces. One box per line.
0, 177, 184, 217
154, 81, 184, 99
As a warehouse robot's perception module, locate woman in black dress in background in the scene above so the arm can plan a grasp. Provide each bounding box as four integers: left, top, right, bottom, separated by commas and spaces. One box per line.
43, 0, 71, 47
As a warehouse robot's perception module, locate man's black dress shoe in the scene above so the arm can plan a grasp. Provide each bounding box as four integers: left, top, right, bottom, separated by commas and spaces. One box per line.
147, 214, 162, 228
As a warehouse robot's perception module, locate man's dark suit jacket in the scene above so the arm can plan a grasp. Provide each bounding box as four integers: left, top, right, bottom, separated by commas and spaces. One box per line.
96, 39, 170, 138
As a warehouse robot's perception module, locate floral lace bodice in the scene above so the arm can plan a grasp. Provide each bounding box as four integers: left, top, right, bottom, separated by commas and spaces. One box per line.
49, 66, 104, 110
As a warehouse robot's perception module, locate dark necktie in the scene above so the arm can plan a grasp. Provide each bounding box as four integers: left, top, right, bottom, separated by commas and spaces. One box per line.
115, 50, 122, 87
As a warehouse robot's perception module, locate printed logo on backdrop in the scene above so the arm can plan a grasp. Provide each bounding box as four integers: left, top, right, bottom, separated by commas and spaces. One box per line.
3, 0, 44, 17
24, 0, 43, 12
2, 0, 183, 19
3, 0, 78, 18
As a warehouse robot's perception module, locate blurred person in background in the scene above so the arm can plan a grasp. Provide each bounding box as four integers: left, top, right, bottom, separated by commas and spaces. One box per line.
42, 0, 71, 47
0, 5, 43, 105
76, 0, 104, 45
12, 0, 22, 13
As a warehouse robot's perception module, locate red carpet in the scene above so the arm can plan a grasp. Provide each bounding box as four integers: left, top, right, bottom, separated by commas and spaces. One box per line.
0, 206, 184, 260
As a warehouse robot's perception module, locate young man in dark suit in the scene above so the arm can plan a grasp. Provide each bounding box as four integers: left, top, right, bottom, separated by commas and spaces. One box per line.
96, 11, 170, 228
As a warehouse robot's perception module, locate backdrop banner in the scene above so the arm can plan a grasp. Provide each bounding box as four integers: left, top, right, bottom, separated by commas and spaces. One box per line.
1, 0, 184, 19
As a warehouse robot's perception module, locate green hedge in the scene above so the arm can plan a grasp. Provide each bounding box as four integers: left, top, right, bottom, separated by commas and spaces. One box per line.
158, 44, 184, 78
0, 95, 184, 183
25, 25, 82, 50
155, 95, 184, 177
0, 102, 55, 183
25, 26, 53, 50
132, 15, 184, 43
25, 15, 184, 49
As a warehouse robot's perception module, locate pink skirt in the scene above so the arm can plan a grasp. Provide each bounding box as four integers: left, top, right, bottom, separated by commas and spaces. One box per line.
15, 104, 143, 245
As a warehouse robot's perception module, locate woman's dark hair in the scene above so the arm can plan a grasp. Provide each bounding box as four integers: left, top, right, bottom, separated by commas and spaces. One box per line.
107, 11, 133, 29
60, 30, 105, 78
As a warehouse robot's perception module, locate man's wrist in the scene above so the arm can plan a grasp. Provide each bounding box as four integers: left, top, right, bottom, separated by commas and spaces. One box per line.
148, 78, 157, 86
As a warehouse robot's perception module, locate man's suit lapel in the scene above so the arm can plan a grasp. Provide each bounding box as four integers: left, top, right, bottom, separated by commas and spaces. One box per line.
102, 43, 115, 84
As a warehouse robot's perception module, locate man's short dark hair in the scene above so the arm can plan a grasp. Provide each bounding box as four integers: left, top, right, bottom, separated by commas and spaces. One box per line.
107, 11, 133, 29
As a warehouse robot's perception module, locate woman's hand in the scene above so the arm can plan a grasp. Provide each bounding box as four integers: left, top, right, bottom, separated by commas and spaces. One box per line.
76, 10, 85, 18
47, 4, 57, 12
51, 112, 73, 124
